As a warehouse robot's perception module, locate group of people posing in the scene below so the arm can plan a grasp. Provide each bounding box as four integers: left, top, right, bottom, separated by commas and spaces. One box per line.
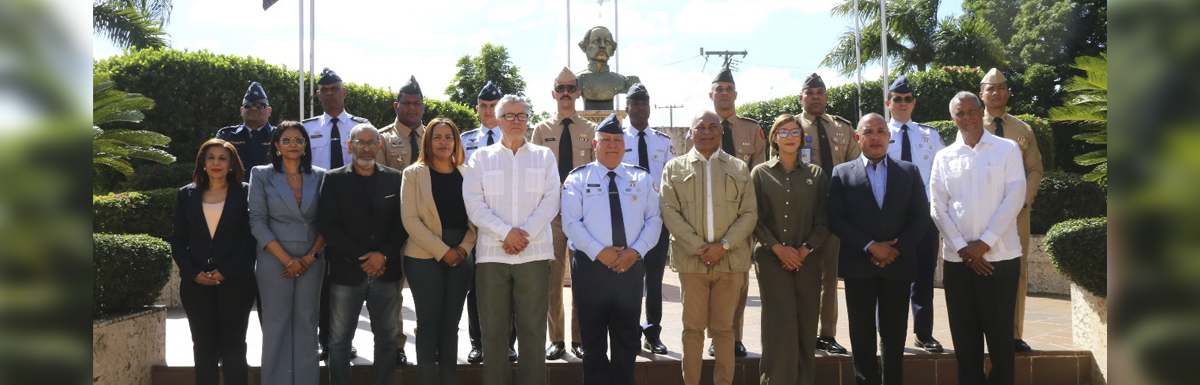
172, 62, 1042, 385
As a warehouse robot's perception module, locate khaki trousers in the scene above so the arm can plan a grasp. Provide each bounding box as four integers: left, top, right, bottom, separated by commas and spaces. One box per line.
817, 236, 841, 337
548, 216, 581, 343
679, 270, 745, 385
756, 251, 823, 385
1015, 206, 1031, 339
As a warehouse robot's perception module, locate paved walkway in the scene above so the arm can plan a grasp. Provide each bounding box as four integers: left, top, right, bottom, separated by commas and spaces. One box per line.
163, 268, 1076, 366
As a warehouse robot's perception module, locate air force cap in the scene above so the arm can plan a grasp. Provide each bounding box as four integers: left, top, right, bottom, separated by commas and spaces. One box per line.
597, 113, 622, 135
243, 81, 268, 103
889, 75, 914, 94
478, 81, 502, 101
317, 67, 342, 85
626, 83, 649, 101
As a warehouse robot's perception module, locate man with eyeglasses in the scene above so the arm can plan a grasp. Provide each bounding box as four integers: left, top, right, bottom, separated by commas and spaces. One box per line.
463, 95, 561, 385
797, 72, 860, 356
883, 76, 947, 354
304, 67, 370, 361
979, 68, 1043, 353
318, 123, 408, 385
530, 66, 595, 361
216, 81, 274, 180
306, 68, 371, 171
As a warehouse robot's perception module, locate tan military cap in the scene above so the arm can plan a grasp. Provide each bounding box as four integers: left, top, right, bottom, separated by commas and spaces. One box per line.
555, 67, 577, 84
981, 68, 1007, 84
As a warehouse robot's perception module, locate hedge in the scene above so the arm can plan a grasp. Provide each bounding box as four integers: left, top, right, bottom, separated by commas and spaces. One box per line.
94, 233, 173, 318
94, 188, 177, 239
1030, 171, 1107, 234
1043, 217, 1107, 297
924, 114, 1056, 171
93, 48, 478, 181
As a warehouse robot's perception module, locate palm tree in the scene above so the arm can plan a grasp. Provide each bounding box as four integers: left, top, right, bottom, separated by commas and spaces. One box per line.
933, 15, 1009, 71
93, 0, 172, 49
1050, 53, 1107, 184
822, 0, 941, 76
93, 73, 175, 176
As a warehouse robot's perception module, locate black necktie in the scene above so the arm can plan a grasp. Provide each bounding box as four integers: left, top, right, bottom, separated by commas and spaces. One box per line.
558, 118, 573, 182
637, 131, 650, 170
409, 130, 420, 163
900, 124, 912, 162
721, 119, 735, 156
993, 117, 1005, 138
329, 119, 344, 169
486, 130, 495, 146
607, 171, 627, 248
815, 118, 834, 172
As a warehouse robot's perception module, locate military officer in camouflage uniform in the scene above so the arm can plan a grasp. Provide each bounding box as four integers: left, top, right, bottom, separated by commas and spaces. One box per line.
979, 68, 1044, 353
798, 73, 860, 355
530, 67, 596, 360
215, 81, 274, 180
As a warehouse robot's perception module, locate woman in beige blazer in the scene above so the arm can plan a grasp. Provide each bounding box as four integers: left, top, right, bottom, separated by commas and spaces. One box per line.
400, 118, 477, 385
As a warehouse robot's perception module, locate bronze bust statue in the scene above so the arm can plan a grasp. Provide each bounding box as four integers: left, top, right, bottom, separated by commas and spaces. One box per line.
577, 26, 640, 110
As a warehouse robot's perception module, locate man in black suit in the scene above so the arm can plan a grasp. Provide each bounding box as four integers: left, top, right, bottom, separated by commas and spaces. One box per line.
827, 113, 931, 385
318, 123, 408, 385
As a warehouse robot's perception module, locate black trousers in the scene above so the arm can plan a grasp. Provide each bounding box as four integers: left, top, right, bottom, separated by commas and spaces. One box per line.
844, 276, 911, 385
319, 258, 330, 349
466, 247, 517, 349
944, 258, 1020, 385
180, 274, 257, 385
641, 226, 669, 340
911, 227, 940, 339
573, 251, 644, 385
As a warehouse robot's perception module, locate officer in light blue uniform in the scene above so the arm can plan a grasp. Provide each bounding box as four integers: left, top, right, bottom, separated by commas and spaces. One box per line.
619, 83, 675, 355
562, 113, 662, 385
215, 81, 274, 180
461, 81, 504, 161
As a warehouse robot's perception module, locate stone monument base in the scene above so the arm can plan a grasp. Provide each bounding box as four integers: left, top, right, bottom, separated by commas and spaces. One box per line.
579, 110, 626, 125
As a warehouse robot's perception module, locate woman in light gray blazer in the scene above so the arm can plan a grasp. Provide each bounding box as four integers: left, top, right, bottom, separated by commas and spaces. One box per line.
248, 121, 326, 385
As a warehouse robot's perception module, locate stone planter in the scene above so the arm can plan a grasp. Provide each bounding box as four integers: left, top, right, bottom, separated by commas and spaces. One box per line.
1071, 284, 1107, 384
155, 264, 181, 307
93, 306, 166, 385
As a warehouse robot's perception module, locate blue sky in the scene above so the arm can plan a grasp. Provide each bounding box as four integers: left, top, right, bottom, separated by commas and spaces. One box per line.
93, 0, 964, 127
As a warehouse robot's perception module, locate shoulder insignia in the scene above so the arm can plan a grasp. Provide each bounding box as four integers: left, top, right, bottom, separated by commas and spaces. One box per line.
832, 115, 852, 125
461, 128, 479, 135
630, 164, 649, 173
301, 117, 319, 123
738, 115, 759, 124
653, 130, 671, 139
570, 164, 589, 174
214, 125, 239, 136
350, 116, 369, 123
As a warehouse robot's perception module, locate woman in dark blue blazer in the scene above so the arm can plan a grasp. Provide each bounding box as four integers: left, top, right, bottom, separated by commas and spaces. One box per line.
249, 121, 326, 385
170, 138, 257, 385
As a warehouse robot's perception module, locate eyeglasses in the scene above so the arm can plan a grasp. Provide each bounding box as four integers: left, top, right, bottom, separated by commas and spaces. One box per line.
242, 102, 269, 109
501, 113, 530, 122
554, 85, 579, 93
280, 137, 306, 146
351, 139, 380, 147
776, 128, 803, 138
891, 95, 915, 103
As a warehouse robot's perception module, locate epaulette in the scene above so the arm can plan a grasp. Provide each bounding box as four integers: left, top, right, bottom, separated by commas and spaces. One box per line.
214, 125, 239, 135
917, 123, 934, 130
736, 115, 759, 124
350, 116, 369, 123
652, 130, 671, 139
569, 164, 589, 174
630, 164, 649, 173
832, 115, 852, 125
301, 117, 319, 123
460, 128, 479, 136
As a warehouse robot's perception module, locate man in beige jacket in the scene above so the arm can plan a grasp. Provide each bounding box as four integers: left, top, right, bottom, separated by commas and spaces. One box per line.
660, 110, 757, 385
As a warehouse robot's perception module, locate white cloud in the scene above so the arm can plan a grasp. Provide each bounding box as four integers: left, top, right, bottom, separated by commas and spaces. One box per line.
673, 0, 838, 36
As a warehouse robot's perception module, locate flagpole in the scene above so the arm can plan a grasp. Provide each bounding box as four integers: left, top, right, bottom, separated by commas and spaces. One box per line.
614, 0, 619, 110
298, 0, 304, 121
854, 0, 862, 119
309, 0, 315, 118
880, 0, 889, 121
567, 0, 571, 68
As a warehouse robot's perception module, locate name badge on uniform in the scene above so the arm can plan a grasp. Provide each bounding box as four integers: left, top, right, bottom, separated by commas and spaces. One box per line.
625, 148, 633, 152
546, 137, 557, 142
466, 146, 478, 150
311, 134, 323, 139
587, 183, 601, 187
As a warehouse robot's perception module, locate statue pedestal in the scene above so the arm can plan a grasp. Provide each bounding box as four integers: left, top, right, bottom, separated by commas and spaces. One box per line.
579, 110, 626, 125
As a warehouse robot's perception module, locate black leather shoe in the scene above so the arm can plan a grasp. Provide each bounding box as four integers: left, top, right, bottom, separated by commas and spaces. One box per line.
734, 341, 748, 357
708, 342, 715, 357
817, 336, 848, 354
319, 344, 328, 361
395, 349, 408, 365
644, 337, 668, 355
571, 342, 585, 359
914, 336, 944, 353
545, 341, 566, 360
508, 347, 518, 362
350, 346, 358, 359
467, 346, 483, 364
1014, 339, 1032, 352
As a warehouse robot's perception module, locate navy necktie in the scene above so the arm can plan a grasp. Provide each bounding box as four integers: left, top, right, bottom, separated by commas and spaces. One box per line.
607, 171, 627, 248
900, 124, 912, 162
558, 119, 573, 182
815, 118, 834, 172
486, 130, 495, 146
329, 119, 344, 169
993, 117, 1005, 138
637, 131, 650, 170
410, 129, 420, 163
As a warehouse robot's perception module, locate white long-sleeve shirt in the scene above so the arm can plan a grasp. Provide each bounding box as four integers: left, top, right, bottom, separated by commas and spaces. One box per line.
463, 140, 561, 264
929, 129, 1026, 262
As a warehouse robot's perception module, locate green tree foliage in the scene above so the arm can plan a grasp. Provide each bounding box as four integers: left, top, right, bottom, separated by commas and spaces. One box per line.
932, 15, 1008, 72
93, 0, 171, 49
962, 0, 1022, 46
1050, 53, 1107, 184
444, 43, 528, 106
93, 72, 175, 177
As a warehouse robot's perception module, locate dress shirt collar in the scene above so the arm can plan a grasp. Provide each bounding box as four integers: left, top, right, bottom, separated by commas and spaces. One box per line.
235, 122, 270, 135
889, 118, 915, 130
390, 119, 424, 137
323, 110, 350, 127
624, 125, 650, 135
801, 111, 830, 125
689, 147, 722, 164
952, 127, 1002, 149
861, 154, 888, 169
983, 110, 1009, 122
554, 111, 584, 125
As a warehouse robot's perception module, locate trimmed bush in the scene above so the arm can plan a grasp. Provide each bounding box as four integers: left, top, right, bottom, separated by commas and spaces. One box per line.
94, 233, 173, 318
1044, 217, 1107, 297
1031, 171, 1107, 234
94, 188, 177, 239
118, 162, 195, 192
924, 114, 1055, 171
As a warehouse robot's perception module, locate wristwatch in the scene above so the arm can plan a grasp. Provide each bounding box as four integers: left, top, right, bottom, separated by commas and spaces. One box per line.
721, 239, 731, 250
801, 242, 814, 252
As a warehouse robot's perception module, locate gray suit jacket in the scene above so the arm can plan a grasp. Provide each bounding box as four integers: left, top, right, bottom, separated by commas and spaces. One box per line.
248, 165, 326, 255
